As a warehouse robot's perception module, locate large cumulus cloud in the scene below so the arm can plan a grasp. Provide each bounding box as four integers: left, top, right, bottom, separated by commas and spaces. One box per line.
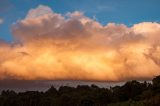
0, 5, 160, 81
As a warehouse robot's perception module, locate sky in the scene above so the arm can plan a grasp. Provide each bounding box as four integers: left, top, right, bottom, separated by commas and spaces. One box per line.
0, 0, 160, 82
0, 0, 160, 42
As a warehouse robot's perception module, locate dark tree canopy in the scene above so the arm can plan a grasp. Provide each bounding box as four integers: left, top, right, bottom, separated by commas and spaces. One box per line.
0, 76, 160, 106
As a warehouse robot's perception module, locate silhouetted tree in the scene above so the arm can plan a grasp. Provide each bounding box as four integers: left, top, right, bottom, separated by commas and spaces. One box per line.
0, 75, 160, 106
152, 75, 160, 94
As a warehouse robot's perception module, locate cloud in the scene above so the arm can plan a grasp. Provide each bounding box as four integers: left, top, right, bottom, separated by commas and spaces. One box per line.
0, 80, 50, 92
26, 5, 53, 19
0, 18, 3, 24
0, 5, 160, 81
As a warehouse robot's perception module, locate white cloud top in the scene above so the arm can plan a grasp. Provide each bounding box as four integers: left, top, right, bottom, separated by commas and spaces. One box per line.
0, 18, 3, 24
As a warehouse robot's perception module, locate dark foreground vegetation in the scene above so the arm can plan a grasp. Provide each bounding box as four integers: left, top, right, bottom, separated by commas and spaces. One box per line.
1, 76, 160, 106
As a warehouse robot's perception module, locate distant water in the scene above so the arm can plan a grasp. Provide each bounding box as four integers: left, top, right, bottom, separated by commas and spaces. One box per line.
0, 80, 126, 92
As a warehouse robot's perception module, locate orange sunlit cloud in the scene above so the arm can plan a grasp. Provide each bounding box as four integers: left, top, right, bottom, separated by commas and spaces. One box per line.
0, 5, 160, 81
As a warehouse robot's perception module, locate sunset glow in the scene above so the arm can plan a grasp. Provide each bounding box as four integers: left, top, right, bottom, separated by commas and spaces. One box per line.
0, 5, 160, 81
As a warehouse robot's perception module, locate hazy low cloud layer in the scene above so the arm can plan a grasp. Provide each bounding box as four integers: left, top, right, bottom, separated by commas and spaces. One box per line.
0, 80, 123, 92
0, 5, 160, 81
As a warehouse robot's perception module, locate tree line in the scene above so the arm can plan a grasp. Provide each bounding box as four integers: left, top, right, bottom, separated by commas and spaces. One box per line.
0, 76, 160, 106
